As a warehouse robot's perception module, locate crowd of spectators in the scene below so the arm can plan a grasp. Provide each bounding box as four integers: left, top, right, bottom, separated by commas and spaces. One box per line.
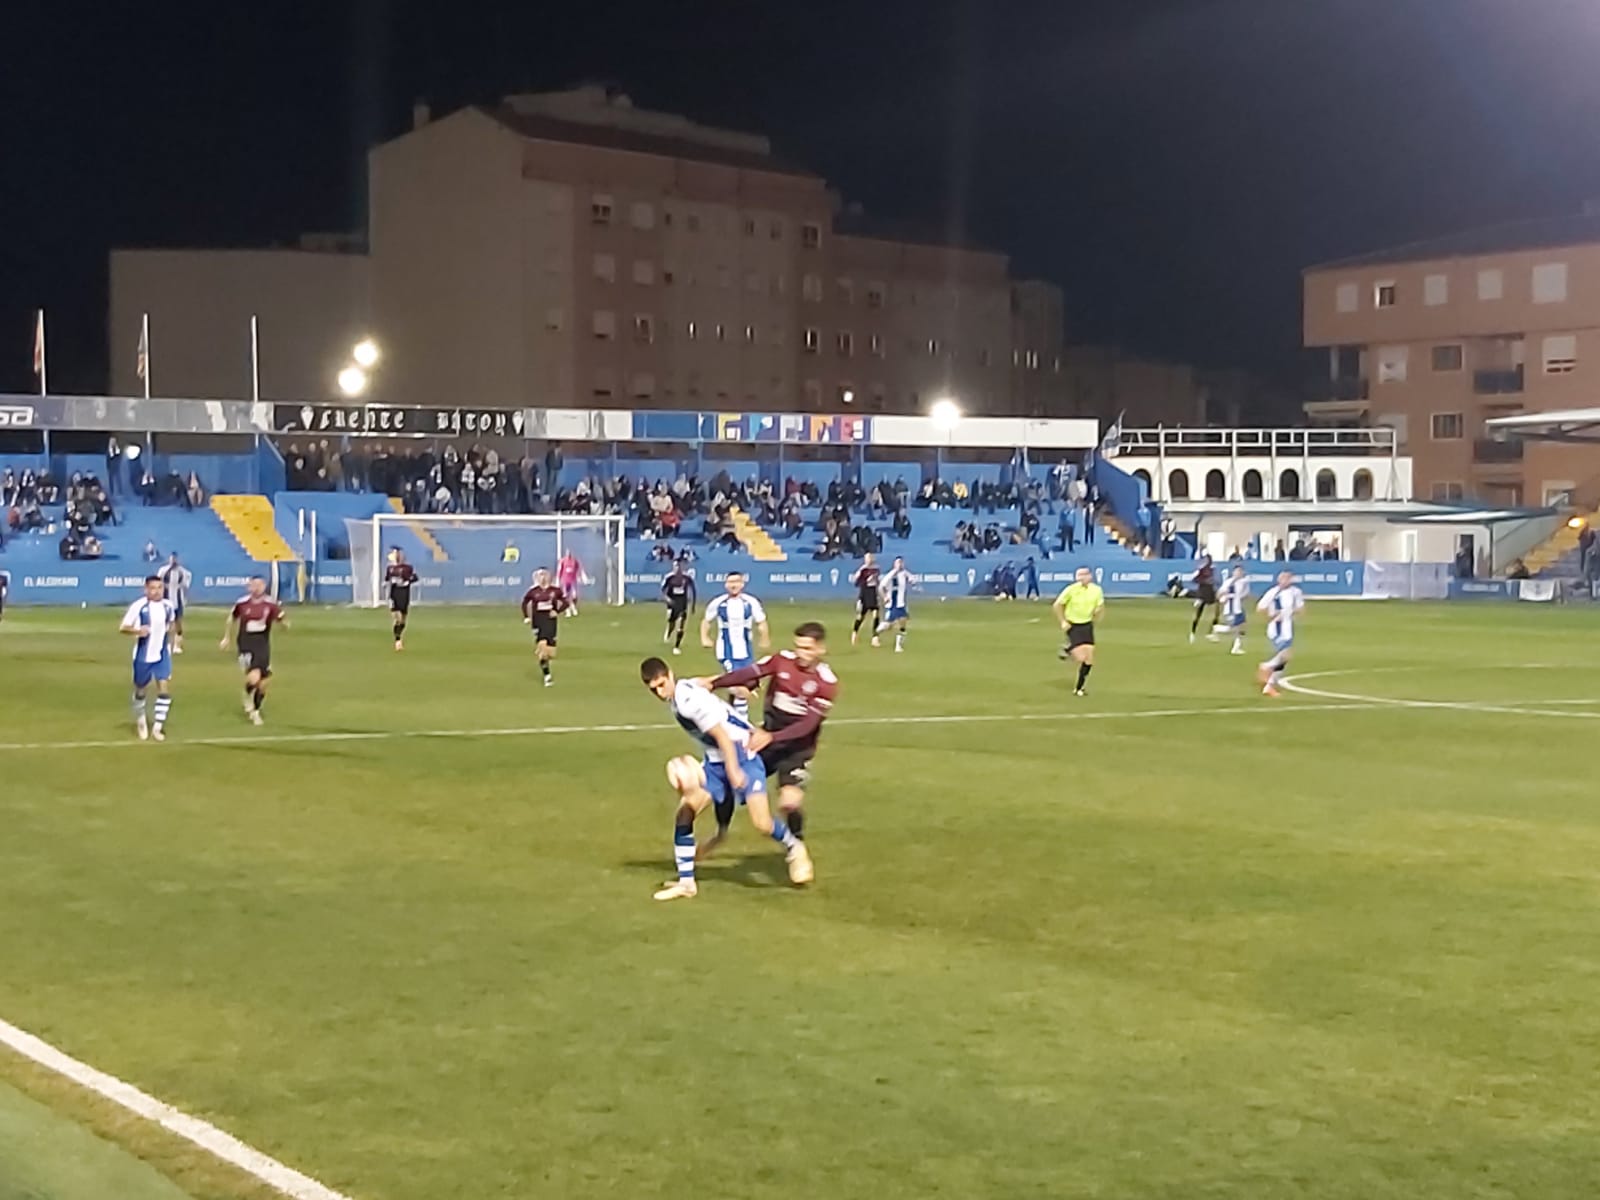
2, 464, 205, 557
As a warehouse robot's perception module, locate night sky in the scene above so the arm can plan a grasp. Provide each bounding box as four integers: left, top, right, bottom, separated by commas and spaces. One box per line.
5, 0, 1600, 401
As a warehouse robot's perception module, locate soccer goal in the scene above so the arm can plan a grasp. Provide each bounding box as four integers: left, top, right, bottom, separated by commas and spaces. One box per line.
345, 513, 626, 608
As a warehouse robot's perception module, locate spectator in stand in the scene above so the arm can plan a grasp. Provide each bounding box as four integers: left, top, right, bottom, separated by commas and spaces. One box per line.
891, 506, 912, 540
185, 472, 205, 511
1, 468, 16, 507
106, 437, 123, 496
143, 539, 160, 563
1579, 522, 1596, 579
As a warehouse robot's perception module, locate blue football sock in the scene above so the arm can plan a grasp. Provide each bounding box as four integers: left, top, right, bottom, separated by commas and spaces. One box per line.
673, 823, 696, 883
770, 819, 798, 850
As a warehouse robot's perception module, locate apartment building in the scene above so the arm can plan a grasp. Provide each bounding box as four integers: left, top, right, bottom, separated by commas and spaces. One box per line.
113, 87, 1067, 417
1303, 214, 1600, 507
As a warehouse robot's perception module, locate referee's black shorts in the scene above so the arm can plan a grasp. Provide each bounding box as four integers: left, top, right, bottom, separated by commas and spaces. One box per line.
1066, 621, 1095, 649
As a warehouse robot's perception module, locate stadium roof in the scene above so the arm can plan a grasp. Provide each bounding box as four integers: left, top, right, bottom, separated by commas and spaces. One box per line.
480, 107, 817, 178
1484, 407, 1600, 443
1307, 212, 1600, 272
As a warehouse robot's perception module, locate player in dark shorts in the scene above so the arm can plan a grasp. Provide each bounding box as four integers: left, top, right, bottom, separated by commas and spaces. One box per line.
699, 621, 838, 873
0, 569, 8, 622
660, 562, 696, 656
850, 553, 882, 646
1189, 554, 1218, 643
520, 568, 569, 688
386, 550, 419, 651
220, 575, 288, 725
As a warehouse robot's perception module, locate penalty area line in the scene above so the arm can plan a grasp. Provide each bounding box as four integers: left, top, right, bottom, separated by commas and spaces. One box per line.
0, 701, 1375, 754
0, 1015, 349, 1200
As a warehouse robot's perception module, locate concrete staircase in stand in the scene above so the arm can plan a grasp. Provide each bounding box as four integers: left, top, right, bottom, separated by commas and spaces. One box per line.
729, 506, 787, 562
210, 495, 298, 561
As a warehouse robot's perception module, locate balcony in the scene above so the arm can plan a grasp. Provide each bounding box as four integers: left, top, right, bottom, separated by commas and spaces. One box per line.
1306, 376, 1370, 403
1473, 366, 1524, 395
1473, 437, 1524, 465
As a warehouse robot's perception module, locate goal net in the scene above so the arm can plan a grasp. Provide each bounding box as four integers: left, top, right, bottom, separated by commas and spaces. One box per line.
345, 513, 626, 608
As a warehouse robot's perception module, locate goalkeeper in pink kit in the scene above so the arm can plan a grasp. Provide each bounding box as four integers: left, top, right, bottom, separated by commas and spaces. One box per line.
557, 550, 584, 616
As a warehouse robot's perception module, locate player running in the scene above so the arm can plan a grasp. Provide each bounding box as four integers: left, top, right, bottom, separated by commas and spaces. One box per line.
1256, 570, 1305, 697
639, 656, 812, 901
557, 550, 583, 616
157, 553, 192, 653
877, 557, 913, 652
850, 553, 882, 646
699, 621, 837, 868
660, 562, 697, 656
221, 575, 288, 725
701, 572, 769, 721
120, 575, 177, 741
386, 549, 419, 651
1217, 564, 1251, 655
1188, 553, 1218, 644
1052, 566, 1105, 696
520, 568, 569, 687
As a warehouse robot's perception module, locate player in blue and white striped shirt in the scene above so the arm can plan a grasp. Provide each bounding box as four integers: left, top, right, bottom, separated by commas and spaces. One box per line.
640, 656, 810, 902
877, 558, 914, 652
1215, 564, 1251, 656
700, 572, 769, 722
1255, 571, 1306, 697
119, 575, 177, 741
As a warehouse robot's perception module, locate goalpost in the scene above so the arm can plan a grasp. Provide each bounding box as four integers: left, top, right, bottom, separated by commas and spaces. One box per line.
344, 513, 627, 608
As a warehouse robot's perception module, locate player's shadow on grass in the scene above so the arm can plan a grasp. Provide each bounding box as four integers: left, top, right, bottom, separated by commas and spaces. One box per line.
621, 854, 790, 890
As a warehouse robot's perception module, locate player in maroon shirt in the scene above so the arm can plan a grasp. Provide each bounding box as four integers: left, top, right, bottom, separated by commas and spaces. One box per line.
385, 550, 419, 651
696, 620, 838, 873
520, 568, 569, 688
220, 575, 289, 725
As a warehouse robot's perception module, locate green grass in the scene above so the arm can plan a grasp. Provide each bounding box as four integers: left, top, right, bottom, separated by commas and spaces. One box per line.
1, 598, 1599, 1199
0, 1077, 193, 1200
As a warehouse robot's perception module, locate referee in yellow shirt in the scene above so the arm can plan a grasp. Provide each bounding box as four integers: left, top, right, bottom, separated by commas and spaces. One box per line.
1051, 566, 1105, 696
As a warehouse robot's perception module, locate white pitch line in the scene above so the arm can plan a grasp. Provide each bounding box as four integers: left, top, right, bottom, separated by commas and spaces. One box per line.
1280, 669, 1600, 720
0, 701, 1379, 755
0, 1016, 349, 1200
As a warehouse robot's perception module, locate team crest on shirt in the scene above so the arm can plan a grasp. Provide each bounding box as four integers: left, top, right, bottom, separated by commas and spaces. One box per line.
802, 680, 817, 694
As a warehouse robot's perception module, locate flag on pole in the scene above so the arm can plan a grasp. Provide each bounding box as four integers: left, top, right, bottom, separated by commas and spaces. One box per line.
1099, 410, 1125, 459
32, 309, 46, 395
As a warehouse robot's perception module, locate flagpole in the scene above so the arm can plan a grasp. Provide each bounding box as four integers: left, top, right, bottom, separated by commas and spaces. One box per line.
35, 309, 47, 397
250, 315, 261, 404
141, 312, 151, 400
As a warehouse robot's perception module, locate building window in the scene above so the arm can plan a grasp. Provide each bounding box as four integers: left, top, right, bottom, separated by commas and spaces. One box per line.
743, 217, 757, 236
1242, 468, 1264, 499
804, 379, 823, 407
592, 310, 616, 341
802, 274, 823, 302
837, 330, 854, 357
1542, 334, 1577, 374
633, 315, 655, 344
1376, 345, 1409, 384
1279, 469, 1301, 499
631, 373, 656, 399
685, 320, 699, 341
1374, 281, 1397, 308
715, 323, 727, 343
662, 209, 674, 228
804, 327, 820, 354
1430, 412, 1464, 440
1168, 469, 1190, 499
801, 222, 822, 250
927, 338, 940, 357
1335, 282, 1358, 313
1315, 468, 1337, 500
744, 324, 757, 344
630, 201, 655, 230
632, 260, 655, 286
544, 307, 564, 332
663, 267, 675, 286
1533, 262, 1569, 305
1431, 481, 1466, 502
869, 333, 884, 358
1026, 350, 1040, 370
838, 278, 855, 305
978, 347, 992, 367
867, 283, 886, 309
1430, 344, 1463, 372
1424, 273, 1448, 306
592, 253, 616, 283
591, 194, 613, 225
1477, 268, 1504, 301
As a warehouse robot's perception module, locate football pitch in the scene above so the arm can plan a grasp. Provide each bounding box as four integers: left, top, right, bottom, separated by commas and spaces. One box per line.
1, 597, 1598, 1199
